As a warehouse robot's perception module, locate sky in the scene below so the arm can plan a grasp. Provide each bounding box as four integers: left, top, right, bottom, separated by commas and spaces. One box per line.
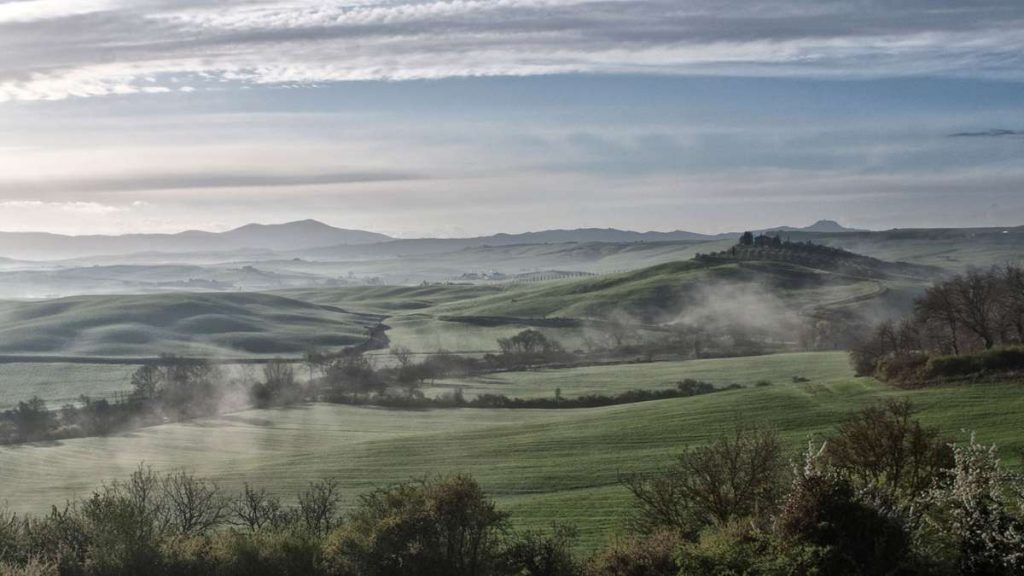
0, 0, 1023, 237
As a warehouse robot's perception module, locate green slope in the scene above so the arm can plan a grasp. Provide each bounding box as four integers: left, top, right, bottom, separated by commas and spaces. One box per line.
0, 292, 380, 357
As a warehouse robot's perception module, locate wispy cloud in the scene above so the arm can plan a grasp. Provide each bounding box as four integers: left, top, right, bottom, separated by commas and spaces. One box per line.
949, 129, 1024, 138
1, 0, 1023, 103
0, 0, 120, 24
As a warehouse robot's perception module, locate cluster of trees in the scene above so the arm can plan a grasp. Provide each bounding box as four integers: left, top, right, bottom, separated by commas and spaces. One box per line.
0, 470, 576, 576
0, 356, 233, 445
738, 231, 784, 248
852, 266, 1024, 384
615, 400, 1024, 575
3, 401, 1022, 575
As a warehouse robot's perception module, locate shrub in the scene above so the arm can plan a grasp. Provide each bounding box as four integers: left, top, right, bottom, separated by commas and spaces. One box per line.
324, 475, 507, 576
925, 347, 1024, 380
921, 435, 1024, 576
583, 531, 683, 576
776, 449, 913, 576
675, 520, 827, 576
210, 529, 324, 576
498, 524, 581, 576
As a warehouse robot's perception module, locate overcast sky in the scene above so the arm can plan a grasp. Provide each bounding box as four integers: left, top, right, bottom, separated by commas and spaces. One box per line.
1, 0, 1023, 236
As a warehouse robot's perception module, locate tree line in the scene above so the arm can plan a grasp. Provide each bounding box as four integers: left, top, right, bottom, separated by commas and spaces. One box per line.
0, 330, 671, 445
2, 401, 1022, 575
852, 265, 1024, 384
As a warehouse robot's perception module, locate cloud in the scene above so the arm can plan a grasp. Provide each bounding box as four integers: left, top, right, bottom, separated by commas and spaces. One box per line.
0, 200, 129, 213
0, 170, 423, 194
0, 0, 120, 24
949, 129, 1024, 138
1, 0, 1023, 102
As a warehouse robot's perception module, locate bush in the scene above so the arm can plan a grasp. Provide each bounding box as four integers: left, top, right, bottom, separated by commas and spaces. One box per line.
675, 520, 827, 576
776, 454, 912, 576
499, 524, 580, 576
324, 475, 507, 576
583, 531, 683, 576
925, 347, 1024, 380
209, 530, 324, 576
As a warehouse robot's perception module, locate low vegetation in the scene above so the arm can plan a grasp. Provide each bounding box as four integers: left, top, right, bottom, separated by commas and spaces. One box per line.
1, 402, 1021, 575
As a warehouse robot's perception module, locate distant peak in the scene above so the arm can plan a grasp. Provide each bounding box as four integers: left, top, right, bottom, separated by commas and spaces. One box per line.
805, 219, 848, 232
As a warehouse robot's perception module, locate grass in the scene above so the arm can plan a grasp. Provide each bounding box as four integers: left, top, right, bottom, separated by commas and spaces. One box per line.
0, 363, 139, 409
426, 351, 850, 399
3, 351, 1022, 551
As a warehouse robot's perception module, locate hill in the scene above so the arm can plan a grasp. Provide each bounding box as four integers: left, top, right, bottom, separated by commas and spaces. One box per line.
0, 220, 391, 261
0, 292, 381, 357
776, 226, 1024, 272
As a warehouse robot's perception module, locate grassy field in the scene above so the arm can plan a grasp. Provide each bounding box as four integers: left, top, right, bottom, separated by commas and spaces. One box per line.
3, 351, 1022, 551
0, 292, 380, 357
426, 351, 849, 399
0, 363, 139, 409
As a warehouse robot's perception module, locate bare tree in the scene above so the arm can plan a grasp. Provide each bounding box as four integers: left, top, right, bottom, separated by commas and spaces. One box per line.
916, 282, 963, 355
951, 269, 1002, 349
229, 483, 283, 532
161, 471, 227, 536
622, 424, 786, 537
389, 345, 413, 368
297, 478, 342, 536
825, 400, 952, 499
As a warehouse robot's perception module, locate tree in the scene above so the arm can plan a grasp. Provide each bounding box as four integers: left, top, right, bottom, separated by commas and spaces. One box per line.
324, 351, 382, 398
130, 365, 163, 401
1000, 265, 1024, 343
325, 475, 507, 576
825, 400, 952, 500
390, 345, 413, 368
11, 396, 51, 441
916, 282, 964, 355
739, 231, 754, 246
161, 471, 227, 536
622, 424, 786, 537
951, 269, 1002, 349
253, 358, 300, 407
296, 479, 342, 536
229, 483, 284, 532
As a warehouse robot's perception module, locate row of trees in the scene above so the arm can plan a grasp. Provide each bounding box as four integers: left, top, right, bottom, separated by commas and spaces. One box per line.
2, 401, 1021, 575
852, 265, 1024, 383
0, 469, 574, 576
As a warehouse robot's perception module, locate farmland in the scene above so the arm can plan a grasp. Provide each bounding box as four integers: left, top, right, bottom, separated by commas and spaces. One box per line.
3, 351, 1023, 550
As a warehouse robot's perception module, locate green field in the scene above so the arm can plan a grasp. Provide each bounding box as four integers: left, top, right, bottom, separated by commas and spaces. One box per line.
3, 351, 1022, 550
427, 351, 849, 399
0, 363, 139, 409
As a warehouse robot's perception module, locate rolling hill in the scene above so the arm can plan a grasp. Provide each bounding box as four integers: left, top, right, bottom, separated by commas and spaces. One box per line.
0, 220, 392, 261
0, 292, 381, 357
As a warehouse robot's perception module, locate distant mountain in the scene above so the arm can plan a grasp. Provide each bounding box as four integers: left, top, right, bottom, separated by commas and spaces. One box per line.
481, 228, 715, 244
297, 227, 716, 260
761, 220, 863, 234
0, 220, 392, 261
